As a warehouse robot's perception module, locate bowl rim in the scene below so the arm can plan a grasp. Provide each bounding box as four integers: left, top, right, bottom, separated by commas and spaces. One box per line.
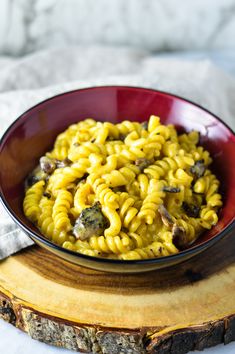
0, 85, 235, 266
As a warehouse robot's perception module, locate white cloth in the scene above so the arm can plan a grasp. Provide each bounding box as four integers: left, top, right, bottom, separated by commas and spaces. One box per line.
0, 46, 235, 260
1, 0, 235, 55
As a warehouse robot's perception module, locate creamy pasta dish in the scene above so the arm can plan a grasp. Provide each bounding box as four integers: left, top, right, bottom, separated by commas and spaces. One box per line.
23, 116, 222, 260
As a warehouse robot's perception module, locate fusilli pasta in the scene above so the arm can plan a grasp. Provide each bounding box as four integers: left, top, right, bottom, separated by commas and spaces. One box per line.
23, 116, 223, 260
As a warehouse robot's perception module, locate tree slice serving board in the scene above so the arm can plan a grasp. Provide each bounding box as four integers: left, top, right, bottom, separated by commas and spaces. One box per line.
0, 231, 235, 354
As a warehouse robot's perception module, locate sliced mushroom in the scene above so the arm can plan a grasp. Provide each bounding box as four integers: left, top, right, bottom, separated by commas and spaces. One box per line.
162, 186, 181, 193
190, 160, 206, 179
55, 158, 72, 169
73, 202, 107, 240
158, 204, 174, 227
25, 167, 48, 189
182, 202, 200, 218
40, 156, 56, 174
25, 174, 40, 188
172, 223, 188, 250
119, 134, 126, 141
135, 158, 152, 172
141, 121, 148, 130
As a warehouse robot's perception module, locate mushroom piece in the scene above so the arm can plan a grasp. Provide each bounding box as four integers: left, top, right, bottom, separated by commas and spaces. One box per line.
40, 156, 56, 174
119, 134, 126, 142
25, 174, 41, 188
141, 121, 148, 130
25, 166, 48, 189
182, 202, 200, 218
135, 158, 152, 172
55, 158, 72, 169
190, 160, 206, 179
172, 223, 188, 250
73, 202, 107, 240
162, 186, 181, 193
158, 204, 174, 227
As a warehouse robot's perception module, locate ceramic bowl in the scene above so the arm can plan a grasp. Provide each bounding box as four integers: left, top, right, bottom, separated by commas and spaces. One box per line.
0, 86, 235, 273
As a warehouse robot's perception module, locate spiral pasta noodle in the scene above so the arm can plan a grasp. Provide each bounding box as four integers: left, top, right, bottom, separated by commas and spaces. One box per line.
23, 180, 45, 222
23, 116, 223, 260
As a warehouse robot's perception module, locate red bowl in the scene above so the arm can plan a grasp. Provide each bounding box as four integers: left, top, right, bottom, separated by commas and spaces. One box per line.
0, 86, 235, 273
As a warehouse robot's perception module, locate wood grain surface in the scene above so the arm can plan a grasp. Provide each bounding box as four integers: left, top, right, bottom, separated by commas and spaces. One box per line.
0, 230, 235, 354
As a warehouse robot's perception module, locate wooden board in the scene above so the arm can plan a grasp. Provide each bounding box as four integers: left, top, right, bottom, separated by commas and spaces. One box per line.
0, 231, 235, 354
